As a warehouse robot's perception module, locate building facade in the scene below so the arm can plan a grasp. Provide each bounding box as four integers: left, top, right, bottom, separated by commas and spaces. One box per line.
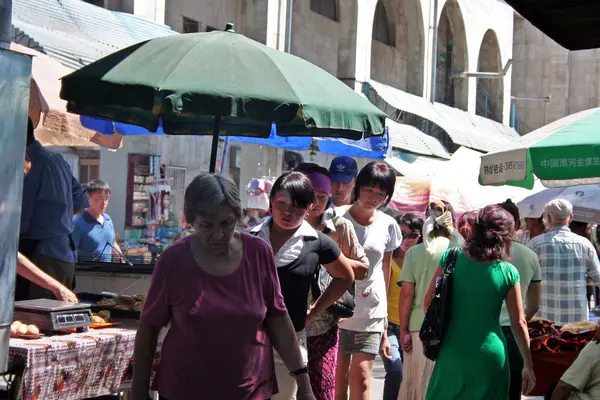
511, 14, 600, 134
13, 0, 519, 233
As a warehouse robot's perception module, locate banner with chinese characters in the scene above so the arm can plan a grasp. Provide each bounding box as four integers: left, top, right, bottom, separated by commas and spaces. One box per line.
479, 148, 530, 186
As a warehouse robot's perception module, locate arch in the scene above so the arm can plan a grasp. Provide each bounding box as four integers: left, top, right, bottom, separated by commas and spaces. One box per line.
370, 0, 425, 96
476, 29, 503, 122
373, 2, 393, 46
435, 0, 468, 110
310, 0, 339, 22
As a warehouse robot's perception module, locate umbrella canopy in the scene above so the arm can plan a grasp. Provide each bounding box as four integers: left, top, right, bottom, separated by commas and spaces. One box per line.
479, 107, 600, 189
517, 184, 600, 224
60, 24, 386, 173
505, 1, 600, 51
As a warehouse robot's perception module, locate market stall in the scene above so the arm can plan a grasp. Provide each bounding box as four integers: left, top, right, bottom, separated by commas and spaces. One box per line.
2, 300, 163, 400
528, 319, 597, 396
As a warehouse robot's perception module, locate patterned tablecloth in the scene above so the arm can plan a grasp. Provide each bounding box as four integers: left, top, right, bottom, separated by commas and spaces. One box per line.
8, 328, 160, 400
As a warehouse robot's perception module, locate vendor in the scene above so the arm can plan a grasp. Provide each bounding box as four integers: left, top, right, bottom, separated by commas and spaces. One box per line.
72, 179, 124, 262
17, 118, 89, 300
17, 252, 78, 303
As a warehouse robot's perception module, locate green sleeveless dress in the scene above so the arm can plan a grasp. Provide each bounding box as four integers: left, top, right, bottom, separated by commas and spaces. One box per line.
426, 249, 520, 400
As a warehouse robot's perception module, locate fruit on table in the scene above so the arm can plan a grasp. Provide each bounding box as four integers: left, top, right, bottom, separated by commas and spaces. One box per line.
11, 320, 40, 336
27, 325, 40, 335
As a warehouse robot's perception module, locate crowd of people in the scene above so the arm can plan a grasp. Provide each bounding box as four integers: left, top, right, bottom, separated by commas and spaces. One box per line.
126, 153, 600, 400
15, 117, 599, 400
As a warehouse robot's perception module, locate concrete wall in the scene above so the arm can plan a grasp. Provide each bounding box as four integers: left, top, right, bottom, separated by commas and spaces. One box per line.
512, 14, 600, 133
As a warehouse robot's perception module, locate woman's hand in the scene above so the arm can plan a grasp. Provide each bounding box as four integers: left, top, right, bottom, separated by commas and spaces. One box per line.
348, 259, 369, 280
306, 304, 317, 326
521, 367, 536, 395
52, 284, 78, 303
400, 330, 412, 352
379, 335, 392, 361
296, 373, 316, 400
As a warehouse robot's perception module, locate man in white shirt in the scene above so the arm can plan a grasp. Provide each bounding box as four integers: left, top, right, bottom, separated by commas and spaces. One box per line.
528, 199, 600, 326
551, 340, 600, 400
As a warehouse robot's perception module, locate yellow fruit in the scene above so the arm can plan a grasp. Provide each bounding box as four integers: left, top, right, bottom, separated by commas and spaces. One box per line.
27, 325, 39, 335
17, 324, 28, 335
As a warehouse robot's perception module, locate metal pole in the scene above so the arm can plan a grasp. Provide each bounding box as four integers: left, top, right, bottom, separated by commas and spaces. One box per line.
510, 103, 516, 128
429, 0, 439, 103
0, 0, 12, 48
209, 116, 221, 173
285, 0, 293, 53
220, 136, 230, 174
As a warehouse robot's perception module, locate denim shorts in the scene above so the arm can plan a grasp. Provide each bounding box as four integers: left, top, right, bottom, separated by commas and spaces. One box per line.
338, 329, 382, 355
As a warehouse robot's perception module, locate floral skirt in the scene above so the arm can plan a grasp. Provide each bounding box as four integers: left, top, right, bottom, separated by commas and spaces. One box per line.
307, 325, 339, 400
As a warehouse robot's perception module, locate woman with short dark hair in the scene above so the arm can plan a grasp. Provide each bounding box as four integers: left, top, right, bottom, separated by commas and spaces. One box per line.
249, 171, 354, 400
424, 205, 536, 400
131, 173, 314, 400
334, 162, 402, 400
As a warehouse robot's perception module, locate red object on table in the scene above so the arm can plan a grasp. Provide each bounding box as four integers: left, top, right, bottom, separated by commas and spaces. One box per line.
530, 351, 579, 396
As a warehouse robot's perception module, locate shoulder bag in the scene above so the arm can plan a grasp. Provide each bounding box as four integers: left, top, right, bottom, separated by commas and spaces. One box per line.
419, 247, 459, 361
311, 226, 356, 318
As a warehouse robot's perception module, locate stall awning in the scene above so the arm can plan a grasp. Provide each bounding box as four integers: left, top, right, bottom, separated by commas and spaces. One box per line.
505, 1, 600, 51
367, 80, 519, 153
385, 153, 447, 178
11, 0, 178, 70
387, 119, 450, 159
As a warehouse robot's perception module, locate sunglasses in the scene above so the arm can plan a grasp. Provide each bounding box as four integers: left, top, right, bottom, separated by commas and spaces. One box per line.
403, 233, 421, 240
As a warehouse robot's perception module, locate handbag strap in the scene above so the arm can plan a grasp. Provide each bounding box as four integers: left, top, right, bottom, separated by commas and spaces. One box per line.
443, 248, 460, 274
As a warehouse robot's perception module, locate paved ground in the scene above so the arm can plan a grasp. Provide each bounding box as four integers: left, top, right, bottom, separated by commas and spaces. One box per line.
369, 356, 544, 399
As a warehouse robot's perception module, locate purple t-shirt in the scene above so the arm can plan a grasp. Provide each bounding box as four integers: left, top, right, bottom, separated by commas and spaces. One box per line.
141, 232, 287, 400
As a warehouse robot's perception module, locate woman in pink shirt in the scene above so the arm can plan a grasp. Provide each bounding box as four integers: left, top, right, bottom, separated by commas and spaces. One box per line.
131, 173, 314, 400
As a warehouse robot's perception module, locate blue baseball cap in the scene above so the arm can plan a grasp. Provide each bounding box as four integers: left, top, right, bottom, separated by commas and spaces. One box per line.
329, 156, 358, 184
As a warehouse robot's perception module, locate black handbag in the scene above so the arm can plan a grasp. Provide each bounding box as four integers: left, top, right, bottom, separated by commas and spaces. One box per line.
311, 264, 356, 318
419, 247, 459, 361
310, 226, 356, 318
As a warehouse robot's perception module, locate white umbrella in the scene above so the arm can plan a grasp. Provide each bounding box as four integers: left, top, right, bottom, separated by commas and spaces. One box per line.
517, 184, 600, 224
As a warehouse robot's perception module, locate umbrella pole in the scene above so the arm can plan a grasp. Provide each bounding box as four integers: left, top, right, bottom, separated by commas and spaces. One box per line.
209, 116, 221, 173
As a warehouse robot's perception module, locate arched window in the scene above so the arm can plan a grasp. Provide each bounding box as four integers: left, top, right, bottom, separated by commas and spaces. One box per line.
310, 0, 339, 22
372, 1, 393, 46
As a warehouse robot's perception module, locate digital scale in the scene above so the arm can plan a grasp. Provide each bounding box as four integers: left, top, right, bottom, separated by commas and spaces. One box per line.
13, 299, 93, 332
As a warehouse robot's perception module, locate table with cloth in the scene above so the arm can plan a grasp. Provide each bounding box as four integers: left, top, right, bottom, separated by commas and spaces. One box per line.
5, 327, 161, 400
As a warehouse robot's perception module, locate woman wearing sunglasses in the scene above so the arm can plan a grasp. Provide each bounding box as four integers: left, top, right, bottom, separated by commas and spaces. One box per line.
381, 211, 423, 400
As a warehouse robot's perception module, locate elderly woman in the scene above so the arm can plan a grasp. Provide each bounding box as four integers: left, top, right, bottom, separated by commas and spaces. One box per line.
294, 163, 369, 400
131, 173, 314, 400
424, 205, 536, 400
250, 171, 355, 400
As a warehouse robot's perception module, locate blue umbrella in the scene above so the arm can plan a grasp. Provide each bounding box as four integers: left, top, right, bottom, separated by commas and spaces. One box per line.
81, 116, 390, 168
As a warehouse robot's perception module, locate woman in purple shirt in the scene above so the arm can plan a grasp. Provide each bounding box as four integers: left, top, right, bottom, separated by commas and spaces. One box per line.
131, 173, 314, 400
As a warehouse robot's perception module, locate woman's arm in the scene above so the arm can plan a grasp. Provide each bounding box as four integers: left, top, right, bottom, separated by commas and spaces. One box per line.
265, 314, 313, 396
382, 251, 393, 294
506, 283, 536, 394
309, 255, 354, 319
423, 267, 443, 312
17, 252, 78, 303
399, 282, 415, 352
131, 322, 161, 400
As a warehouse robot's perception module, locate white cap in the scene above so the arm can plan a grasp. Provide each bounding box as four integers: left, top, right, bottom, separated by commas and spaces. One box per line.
545, 199, 573, 220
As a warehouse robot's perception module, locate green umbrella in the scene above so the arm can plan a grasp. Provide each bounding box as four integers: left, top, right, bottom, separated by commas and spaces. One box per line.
479, 107, 600, 189
60, 23, 386, 172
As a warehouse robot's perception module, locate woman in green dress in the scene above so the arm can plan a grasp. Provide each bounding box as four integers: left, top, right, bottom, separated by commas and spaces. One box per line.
424, 205, 536, 400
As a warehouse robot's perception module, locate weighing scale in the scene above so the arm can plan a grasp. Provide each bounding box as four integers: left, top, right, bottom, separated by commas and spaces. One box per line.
13, 299, 93, 332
